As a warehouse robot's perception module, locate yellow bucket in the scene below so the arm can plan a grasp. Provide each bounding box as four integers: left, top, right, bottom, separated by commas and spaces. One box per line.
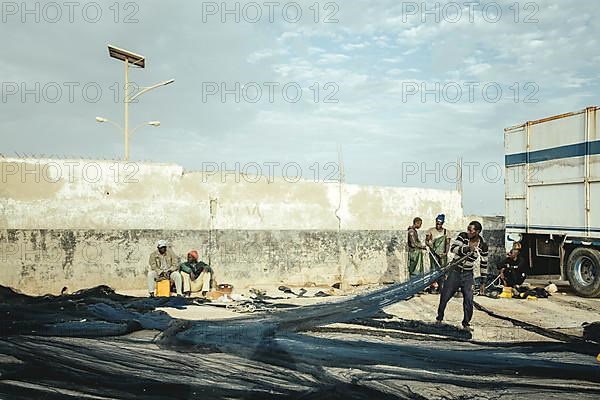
499, 286, 513, 299
156, 279, 171, 297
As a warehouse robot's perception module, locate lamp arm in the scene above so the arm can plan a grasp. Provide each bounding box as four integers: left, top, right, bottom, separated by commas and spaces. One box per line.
99, 119, 123, 135
127, 80, 173, 103
130, 123, 150, 137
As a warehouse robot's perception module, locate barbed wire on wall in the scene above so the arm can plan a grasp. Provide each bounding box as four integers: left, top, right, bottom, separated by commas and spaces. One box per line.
7, 152, 157, 164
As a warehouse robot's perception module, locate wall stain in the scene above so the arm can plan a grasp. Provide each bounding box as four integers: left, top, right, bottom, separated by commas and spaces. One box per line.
30, 232, 38, 250
7, 230, 18, 242
60, 231, 76, 279
39, 230, 48, 251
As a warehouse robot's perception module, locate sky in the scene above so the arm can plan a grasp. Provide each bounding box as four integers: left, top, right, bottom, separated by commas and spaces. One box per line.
1, 0, 598, 215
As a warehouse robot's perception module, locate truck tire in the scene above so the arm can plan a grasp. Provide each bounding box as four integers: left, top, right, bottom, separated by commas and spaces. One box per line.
566, 247, 600, 298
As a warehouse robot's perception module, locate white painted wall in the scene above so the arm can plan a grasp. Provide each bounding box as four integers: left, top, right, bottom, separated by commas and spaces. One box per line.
0, 158, 466, 231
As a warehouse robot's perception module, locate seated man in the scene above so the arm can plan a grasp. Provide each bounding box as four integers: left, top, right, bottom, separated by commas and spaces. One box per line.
179, 250, 213, 297
499, 248, 527, 288
148, 240, 183, 297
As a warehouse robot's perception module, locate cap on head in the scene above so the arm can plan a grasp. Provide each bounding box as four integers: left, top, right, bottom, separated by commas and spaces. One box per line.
157, 240, 168, 248
436, 214, 446, 224
188, 250, 199, 260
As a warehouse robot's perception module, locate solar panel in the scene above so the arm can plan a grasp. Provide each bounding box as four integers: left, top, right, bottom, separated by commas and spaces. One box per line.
108, 45, 145, 68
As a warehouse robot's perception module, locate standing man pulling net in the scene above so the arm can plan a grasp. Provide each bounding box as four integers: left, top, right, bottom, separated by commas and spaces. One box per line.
435, 221, 488, 332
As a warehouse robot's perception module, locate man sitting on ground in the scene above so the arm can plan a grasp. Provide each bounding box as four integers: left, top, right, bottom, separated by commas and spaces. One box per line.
148, 240, 183, 297
499, 247, 527, 288
179, 250, 213, 297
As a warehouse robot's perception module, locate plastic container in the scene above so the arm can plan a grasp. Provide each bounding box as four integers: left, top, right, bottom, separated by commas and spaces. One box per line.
156, 280, 171, 297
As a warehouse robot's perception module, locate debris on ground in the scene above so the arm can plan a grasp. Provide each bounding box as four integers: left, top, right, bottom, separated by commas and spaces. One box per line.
1, 269, 599, 399
545, 283, 559, 294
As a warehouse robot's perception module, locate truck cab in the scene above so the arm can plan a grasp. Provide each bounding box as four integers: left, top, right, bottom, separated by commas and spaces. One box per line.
505, 106, 600, 297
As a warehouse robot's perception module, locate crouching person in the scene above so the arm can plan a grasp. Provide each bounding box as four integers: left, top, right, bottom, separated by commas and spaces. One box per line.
180, 250, 213, 297
148, 240, 183, 297
498, 247, 527, 298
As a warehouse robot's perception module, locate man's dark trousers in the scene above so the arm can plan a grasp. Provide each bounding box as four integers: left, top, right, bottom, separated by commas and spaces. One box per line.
436, 269, 474, 326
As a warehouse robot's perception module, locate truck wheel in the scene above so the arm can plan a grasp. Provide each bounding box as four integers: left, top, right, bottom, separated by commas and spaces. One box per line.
566, 247, 600, 298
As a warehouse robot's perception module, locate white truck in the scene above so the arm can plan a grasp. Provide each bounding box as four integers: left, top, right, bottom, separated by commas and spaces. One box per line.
505, 106, 600, 297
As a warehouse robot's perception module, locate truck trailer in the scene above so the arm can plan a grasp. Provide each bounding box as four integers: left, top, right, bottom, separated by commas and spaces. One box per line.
505, 106, 600, 297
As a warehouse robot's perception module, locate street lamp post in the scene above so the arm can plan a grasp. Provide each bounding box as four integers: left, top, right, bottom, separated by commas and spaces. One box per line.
124, 57, 129, 161
102, 45, 174, 161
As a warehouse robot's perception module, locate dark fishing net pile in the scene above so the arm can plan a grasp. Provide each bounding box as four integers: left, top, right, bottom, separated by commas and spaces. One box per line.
1, 266, 599, 400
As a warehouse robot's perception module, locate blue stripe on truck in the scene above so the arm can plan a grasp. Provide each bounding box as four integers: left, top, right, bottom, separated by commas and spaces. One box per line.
505, 140, 600, 166
507, 224, 600, 233
505, 153, 527, 165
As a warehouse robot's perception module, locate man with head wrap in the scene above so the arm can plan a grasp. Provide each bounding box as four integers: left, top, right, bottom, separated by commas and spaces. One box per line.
179, 250, 213, 297
426, 214, 451, 293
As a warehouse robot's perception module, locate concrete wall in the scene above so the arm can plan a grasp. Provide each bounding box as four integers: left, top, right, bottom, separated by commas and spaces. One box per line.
0, 158, 504, 294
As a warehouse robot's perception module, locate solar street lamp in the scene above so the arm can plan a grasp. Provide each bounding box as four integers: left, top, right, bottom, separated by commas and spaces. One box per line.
98, 45, 174, 160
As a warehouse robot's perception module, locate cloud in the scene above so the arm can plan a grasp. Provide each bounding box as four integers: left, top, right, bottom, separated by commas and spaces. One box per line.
342, 42, 369, 51
1, 0, 599, 216
317, 54, 350, 64
247, 49, 276, 64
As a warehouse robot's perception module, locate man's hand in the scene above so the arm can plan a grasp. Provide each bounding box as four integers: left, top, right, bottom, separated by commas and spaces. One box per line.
462, 245, 473, 256
159, 272, 169, 280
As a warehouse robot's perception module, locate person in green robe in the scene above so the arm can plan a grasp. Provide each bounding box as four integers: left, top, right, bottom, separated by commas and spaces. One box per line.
407, 217, 426, 278
426, 214, 451, 293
